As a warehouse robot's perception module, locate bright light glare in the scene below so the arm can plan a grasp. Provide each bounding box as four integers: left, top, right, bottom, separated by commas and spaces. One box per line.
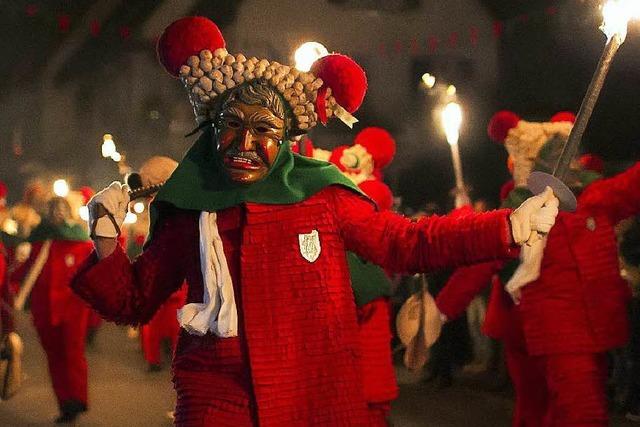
441, 102, 463, 146
133, 202, 145, 214
78, 206, 89, 221
294, 42, 328, 72
111, 152, 122, 162
101, 137, 116, 158
2, 218, 18, 235
124, 212, 137, 224
53, 179, 70, 197
601, 0, 635, 42
446, 85, 457, 96
421, 73, 436, 89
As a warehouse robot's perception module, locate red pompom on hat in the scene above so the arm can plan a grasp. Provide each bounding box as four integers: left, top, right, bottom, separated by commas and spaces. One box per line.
311, 54, 367, 117
359, 180, 393, 211
328, 145, 349, 171
488, 110, 520, 143
550, 111, 576, 123
157, 17, 226, 77
579, 154, 604, 174
79, 186, 95, 205
499, 180, 515, 202
354, 127, 396, 170
0, 181, 7, 199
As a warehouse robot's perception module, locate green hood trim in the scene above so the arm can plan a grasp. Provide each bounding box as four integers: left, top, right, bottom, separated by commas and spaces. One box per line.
28, 220, 90, 243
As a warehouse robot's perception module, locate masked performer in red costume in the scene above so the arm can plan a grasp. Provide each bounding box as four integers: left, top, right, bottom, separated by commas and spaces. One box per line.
432, 111, 640, 427
72, 18, 559, 426
12, 197, 93, 423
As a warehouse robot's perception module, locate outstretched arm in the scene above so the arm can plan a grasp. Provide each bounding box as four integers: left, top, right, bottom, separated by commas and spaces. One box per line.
580, 162, 640, 224
332, 187, 517, 274
72, 210, 198, 325
435, 261, 504, 321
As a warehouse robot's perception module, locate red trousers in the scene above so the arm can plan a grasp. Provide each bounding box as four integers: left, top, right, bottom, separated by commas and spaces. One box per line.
32, 299, 90, 408
140, 303, 181, 365
505, 339, 608, 427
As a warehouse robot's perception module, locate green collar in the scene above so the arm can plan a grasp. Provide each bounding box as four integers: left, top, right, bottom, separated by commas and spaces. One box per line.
149, 129, 366, 237
28, 220, 90, 243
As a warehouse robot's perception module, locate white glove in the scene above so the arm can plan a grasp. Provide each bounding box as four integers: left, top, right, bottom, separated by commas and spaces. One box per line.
510, 187, 559, 245
88, 182, 130, 238
505, 236, 548, 304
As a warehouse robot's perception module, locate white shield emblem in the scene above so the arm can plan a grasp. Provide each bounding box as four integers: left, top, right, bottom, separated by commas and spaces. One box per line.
298, 230, 321, 263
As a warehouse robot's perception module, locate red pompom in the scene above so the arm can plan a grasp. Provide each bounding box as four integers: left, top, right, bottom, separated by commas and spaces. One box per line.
550, 111, 576, 123
311, 54, 367, 114
579, 154, 604, 174
328, 146, 349, 171
359, 180, 394, 211
487, 110, 520, 143
79, 186, 95, 205
499, 180, 515, 202
0, 181, 7, 199
157, 17, 225, 77
353, 127, 396, 169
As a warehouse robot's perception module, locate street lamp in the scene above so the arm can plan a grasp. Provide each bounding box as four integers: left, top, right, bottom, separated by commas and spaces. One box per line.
294, 42, 328, 72
53, 179, 70, 198
441, 102, 469, 207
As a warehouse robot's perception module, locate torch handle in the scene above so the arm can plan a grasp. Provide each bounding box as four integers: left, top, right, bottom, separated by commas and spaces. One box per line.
554, 35, 622, 181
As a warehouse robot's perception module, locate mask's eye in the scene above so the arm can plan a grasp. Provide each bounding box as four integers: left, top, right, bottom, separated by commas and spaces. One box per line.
255, 126, 271, 134
224, 118, 242, 129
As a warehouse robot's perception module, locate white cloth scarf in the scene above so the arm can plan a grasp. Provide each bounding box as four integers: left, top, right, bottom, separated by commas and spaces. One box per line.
505, 236, 548, 304
176, 212, 238, 337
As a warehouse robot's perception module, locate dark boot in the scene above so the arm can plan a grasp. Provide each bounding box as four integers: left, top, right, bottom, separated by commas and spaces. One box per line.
55, 400, 87, 424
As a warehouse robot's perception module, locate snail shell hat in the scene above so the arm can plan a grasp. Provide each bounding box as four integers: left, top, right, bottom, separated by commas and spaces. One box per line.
157, 17, 368, 133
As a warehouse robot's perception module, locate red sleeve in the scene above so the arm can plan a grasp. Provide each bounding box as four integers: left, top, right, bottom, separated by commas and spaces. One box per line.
331, 187, 516, 274
71, 210, 199, 325
0, 246, 13, 335
580, 162, 640, 224
435, 261, 504, 321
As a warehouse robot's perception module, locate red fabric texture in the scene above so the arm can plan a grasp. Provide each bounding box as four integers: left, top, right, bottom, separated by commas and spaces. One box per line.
506, 341, 608, 427
140, 284, 187, 365
72, 186, 514, 425
550, 111, 576, 123
0, 242, 14, 335
357, 298, 397, 404
157, 17, 226, 77
358, 180, 393, 211
15, 239, 93, 407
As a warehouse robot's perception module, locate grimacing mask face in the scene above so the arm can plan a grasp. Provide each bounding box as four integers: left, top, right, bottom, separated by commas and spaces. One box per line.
215, 81, 288, 184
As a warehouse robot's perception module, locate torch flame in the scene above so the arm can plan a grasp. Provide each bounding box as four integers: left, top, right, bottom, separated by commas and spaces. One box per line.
441, 102, 463, 146
600, 0, 635, 43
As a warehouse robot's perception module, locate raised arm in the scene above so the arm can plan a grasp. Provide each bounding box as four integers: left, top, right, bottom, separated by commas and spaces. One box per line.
580, 161, 640, 224
331, 187, 517, 274
71, 209, 198, 325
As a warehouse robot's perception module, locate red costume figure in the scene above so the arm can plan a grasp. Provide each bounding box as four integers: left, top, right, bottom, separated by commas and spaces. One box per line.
72, 18, 558, 426
13, 197, 93, 423
0, 241, 13, 336
434, 111, 639, 427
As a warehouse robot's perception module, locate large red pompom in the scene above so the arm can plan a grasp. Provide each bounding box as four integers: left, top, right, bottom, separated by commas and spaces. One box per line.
579, 154, 604, 174
328, 145, 349, 171
157, 17, 225, 77
0, 181, 7, 199
359, 180, 394, 211
353, 127, 396, 169
79, 186, 95, 205
550, 111, 576, 123
311, 54, 367, 113
487, 110, 520, 143
499, 180, 515, 202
